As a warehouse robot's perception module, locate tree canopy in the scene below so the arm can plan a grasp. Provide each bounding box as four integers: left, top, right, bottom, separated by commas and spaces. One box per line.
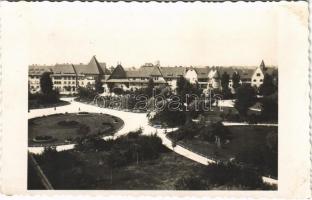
234, 85, 256, 117
232, 72, 241, 90
40, 72, 53, 95
146, 78, 155, 97
259, 73, 276, 96
94, 75, 104, 94
221, 72, 230, 91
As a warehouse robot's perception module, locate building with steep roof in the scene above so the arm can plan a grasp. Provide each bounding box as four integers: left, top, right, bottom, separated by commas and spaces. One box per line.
28, 65, 53, 93
184, 67, 198, 84
28, 56, 110, 95
51, 64, 78, 94
251, 60, 278, 88
73, 56, 110, 91
29, 58, 276, 95
105, 64, 167, 91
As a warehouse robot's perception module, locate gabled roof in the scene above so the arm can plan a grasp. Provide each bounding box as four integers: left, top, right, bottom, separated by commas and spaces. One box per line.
159, 67, 186, 78
125, 66, 163, 78
217, 67, 254, 79
260, 60, 265, 70
237, 68, 254, 80
195, 67, 210, 79
29, 65, 53, 75
208, 69, 220, 79
73, 56, 108, 75
217, 67, 238, 77
53, 64, 76, 74
109, 64, 127, 79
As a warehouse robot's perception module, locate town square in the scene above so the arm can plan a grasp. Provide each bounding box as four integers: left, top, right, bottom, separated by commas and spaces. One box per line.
1, 1, 310, 197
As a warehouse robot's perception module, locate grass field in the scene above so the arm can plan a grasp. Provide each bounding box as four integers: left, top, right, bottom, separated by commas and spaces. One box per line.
168, 125, 277, 178
28, 113, 124, 147
31, 149, 205, 190
28, 99, 70, 110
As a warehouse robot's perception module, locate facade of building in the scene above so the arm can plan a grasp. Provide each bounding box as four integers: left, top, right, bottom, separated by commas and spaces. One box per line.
251, 60, 278, 88
106, 64, 167, 92
28, 56, 110, 95
29, 65, 53, 93
29, 58, 277, 95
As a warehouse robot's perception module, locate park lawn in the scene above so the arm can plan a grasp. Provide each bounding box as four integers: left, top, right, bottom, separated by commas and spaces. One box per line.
28, 113, 124, 147
34, 150, 205, 190
206, 106, 261, 118
171, 125, 278, 178
29, 99, 70, 110
92, 152, 205, 190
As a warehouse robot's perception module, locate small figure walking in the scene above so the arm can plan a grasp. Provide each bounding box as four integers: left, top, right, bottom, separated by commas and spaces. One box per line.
78, 107, 81, 111
54, 107, 56, 111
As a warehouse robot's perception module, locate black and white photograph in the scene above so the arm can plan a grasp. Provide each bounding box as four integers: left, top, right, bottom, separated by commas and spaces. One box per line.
0, 1, 310, 197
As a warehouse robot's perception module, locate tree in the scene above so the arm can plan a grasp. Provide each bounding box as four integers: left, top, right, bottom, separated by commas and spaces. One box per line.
261, 92, 278, 121
77, 86, 97, 101
221, 72, 230, 91
234, 85, 256, 117
146, 78, 155, 97
95, 75, 104, 94
259, 73, 276, 96
232, 72, 241, 90
40, 72, 53, 95
176, 76, 187, 95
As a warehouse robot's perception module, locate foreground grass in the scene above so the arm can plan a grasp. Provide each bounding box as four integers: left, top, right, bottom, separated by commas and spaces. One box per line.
29, 131, 276, 190
29, 99, 70, 110
168, 125, 277, 178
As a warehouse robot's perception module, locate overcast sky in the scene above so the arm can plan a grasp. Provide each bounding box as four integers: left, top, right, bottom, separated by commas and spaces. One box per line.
4, 2, 279, 68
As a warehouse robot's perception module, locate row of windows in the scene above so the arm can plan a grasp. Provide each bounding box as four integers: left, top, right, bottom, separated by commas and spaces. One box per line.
54, 81, 76, 85
54, 86, 76, 91
53, 77, 76, 80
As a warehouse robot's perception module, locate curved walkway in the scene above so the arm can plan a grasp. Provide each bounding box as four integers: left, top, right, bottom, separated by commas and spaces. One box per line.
28, 97, 277, 185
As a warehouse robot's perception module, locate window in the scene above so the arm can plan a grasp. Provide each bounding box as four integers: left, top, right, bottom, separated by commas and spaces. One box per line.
253, 79, 256, 82
256, 73, 261, 76
260, 79, 263, 82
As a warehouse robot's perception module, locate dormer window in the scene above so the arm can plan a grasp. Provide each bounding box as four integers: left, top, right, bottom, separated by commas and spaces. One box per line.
256, 73, 261, 76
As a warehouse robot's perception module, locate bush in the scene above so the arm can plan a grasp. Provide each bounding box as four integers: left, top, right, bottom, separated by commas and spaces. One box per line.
202, 162, 264, 189
74, 130, 165, 166
247, 113, 259, 124
78, 112, 89, 115
151, 109, 186, 127
234, 85, 256, 117
175, 175, 206, 190
201, 122, 231, 143
260, 93, 278, 122
127, 128, 142, 139
170, 122, 199, 141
